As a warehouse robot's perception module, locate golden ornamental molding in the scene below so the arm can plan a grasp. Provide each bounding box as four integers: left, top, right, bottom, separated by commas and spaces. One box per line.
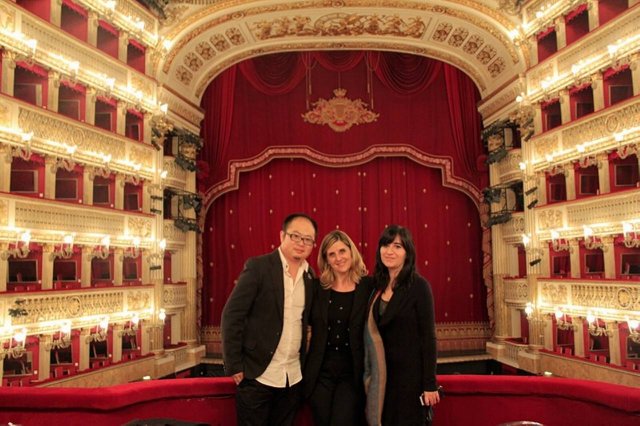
301, 88, 379, 132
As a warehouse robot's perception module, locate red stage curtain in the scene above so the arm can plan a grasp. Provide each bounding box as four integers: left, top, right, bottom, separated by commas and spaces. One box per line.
199, 51, 488, 328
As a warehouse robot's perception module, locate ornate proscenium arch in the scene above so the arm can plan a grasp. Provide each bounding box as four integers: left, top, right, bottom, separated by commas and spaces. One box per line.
157, 1, 528, 106
201, 144, 484, 217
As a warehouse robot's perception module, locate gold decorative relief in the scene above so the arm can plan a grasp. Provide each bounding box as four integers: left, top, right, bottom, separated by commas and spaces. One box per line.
0, 100, 10, 126
211, 34, 231, 51
251, 14, 426, 40
537, 209, 563, 230
127, 217, 152, 238
184, 52, 204, 72
0, 4, 15, 31
0, 200, 7, 226
488, 57, 506, 78
129, 146, 154, 169
127, 291, 151, 311
226, 27, 246, 45
196, 41, 216, 60
302, 88, 379, 132
432, 22, 453, 42
541, 282, 569, 306
462, 35, 484, 55
176, 66, 193, 85
447, 27, 468, 47
477, 45, 497, 65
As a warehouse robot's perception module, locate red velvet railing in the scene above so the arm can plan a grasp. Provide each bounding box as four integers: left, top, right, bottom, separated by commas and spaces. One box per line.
0, 375, 638, 425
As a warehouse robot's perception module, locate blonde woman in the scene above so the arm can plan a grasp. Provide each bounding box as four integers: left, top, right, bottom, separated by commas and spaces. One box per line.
304, 230, 372, 425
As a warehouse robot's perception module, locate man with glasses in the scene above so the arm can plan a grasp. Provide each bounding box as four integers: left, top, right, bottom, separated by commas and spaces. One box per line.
222, 213, 318, 426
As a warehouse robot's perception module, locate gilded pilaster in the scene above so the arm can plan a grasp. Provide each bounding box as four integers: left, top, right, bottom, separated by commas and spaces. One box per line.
116, 101, 127, 136
569, 239, 581, 278
85, 87, 96, 125
533, 102, 543, 135
81, 246, 93, 287
591, 72, 604, 111
44, 155, 57, 199
182, 170, 197, 343
143, 112, 153, 145
41, 243, 55, 290
87, 11, 99, 47
631, 54, 640, 97
607, 320, 621, 366
587, 0, 599, 30
47, 71, 60, 112
38, 334, 52, 381
0, 145, 13, 192
559, 89, 570, 125
0, 243, 8, 292
1, 51, 17, 96
49, 0, 62, 27
528, 35, 539, 67
596, 153, 610, 194
114, 247, 124, 286
79, 328, 90, 371
83, 167, 94, 206
554, 17, 566, 51
573, 321, 585, 357
112, 323, 123, 363
564, 166, 576, 201
115, 173, 125, 210
602, 236, 615, 279
118, 32, 130, 64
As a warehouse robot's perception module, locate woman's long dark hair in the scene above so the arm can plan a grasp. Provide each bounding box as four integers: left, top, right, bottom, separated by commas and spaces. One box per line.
373, 224, 417, 290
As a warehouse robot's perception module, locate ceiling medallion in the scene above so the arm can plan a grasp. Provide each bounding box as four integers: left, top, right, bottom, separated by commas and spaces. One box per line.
302, 88, 379, 132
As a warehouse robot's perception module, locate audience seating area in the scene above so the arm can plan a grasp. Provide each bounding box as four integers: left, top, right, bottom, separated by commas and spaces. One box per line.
0, 375, 638, 425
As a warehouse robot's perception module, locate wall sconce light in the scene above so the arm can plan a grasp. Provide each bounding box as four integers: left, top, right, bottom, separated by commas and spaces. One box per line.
551, 230, 570, 252
627, 318, 640, 344
583, 226, 604, 250
586, 312, 612, 337
92, 236, 111, 259
50, 321, 72, 350
123, 237, 141, 259
0, 328, 28, 360
1, 231, 32, 260
119, 314, 139, 337
622, 223, 640, 248
14, 131, 33, 161
158, 308, 166, 324
50, 234, 74, 260
555, 309, 577, 331
87, 317, 109, 343
524, 302, 534, 320
53, 145, 77, 172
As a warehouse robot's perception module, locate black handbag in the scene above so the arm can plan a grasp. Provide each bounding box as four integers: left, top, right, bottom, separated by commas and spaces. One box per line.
424, 386, 444, 425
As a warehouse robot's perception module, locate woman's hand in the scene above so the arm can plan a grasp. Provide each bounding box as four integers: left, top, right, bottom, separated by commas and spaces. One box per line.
422, 390, 440, 406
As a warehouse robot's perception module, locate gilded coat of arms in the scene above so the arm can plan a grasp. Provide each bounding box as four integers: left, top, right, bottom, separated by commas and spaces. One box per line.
302, 88, 379, 132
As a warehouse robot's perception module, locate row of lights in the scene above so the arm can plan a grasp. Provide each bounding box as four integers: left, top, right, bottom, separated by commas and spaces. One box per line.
0, 309, 169, 360
524, 302, 640, 342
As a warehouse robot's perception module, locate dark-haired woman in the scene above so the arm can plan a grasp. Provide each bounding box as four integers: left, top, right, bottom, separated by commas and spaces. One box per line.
304, 230, 372, 425
364, 225, 439, 425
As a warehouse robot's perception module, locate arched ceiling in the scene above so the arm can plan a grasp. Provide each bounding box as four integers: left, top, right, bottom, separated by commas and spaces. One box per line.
154, 1, 528, 106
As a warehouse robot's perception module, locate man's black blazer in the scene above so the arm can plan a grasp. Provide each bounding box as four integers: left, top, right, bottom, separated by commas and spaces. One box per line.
221, 249, 315, 380
303, 276, 374, 398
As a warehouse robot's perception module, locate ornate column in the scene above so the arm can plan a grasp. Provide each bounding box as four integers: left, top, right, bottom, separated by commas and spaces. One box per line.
559, 89, 570, 125
631, 54, 640, 97
603, 237, 615, 279
112, 323, 123, 363
597, 153, 610, 194
0, 145, 13, 192
118, 32, 130, 64
587, 0, 600, 30
44, 156, 57, 199
143, 112, 153, 144
85, 87, 96, 126
81, 246, 93, 288
87, 11, 99, 47
572, 320, 585, 357
554, 17, 567, 50
141, 319, 151, 356
1, 51, 17, 96
0, 243, 8, 292
79, 328, 90, 371
607, 320, 621, 366
39, 335, 52, 381
569, 240, 581, 278
49, 0, 62, 27
543, 315, 554, 351
83, 167, 95, 206
591, 72, 605, 111
47, 71, 60, 112
182, 155, 198, 344
116, 101, 127, 136
114, 247, 124, 286
115, 173, 125, 210
41, 243, 55, 290
533, 102, 543, 135
564, 165, 576, 201
528, 35, 539, 66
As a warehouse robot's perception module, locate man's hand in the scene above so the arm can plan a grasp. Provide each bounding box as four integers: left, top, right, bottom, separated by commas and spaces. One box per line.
232, 372, 244, 385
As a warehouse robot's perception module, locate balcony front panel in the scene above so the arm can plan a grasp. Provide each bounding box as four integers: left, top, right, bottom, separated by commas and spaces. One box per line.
497, 149, 523, 184
500, 211, 525, 244
504, 278, 529, 305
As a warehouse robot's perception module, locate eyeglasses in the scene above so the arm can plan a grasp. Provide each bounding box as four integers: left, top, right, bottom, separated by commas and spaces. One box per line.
286, 232, 315, 247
